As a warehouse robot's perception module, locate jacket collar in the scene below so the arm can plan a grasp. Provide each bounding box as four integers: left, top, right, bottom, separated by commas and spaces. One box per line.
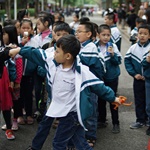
81, 39, 92, 48
138, 40, 150, 47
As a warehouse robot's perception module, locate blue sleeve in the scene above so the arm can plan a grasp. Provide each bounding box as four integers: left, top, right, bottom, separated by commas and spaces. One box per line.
19, 46, 46, 68
110, 53, 122, 65
7, 59, 16, 82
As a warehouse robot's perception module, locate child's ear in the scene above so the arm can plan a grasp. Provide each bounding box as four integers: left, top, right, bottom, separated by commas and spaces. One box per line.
44, 21, 49, 27
66, 53, 72, 60
87, 31, 92, 38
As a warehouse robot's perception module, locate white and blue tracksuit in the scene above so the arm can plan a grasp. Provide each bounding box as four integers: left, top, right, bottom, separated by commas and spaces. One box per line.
125, 40, 150, 123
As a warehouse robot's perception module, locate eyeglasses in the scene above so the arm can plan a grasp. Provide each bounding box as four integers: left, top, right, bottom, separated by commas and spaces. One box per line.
75, 30, 88, 34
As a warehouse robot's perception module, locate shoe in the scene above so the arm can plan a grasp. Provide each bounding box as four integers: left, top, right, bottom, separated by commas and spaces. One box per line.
112, 124, 120, 134
130, 122, 145, 129
146, 121, 150, 127
1, 124, 7, 130
11, 119, 18, 131
17, 116, 25, 125
27, 116, 34, 125
5, 129, 15, 140
146, 127, 150, 136
87, 139, 96, 147
97, 122, 108, 128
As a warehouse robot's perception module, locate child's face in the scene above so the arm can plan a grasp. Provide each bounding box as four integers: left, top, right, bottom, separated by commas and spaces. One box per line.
73, 16, 78, 22
3, 32, 9, 45
36, 19, 46, 33
55, 30, 69, 41
20, 22, 33, 36
138, 28, 150, 45
75, 25, 91, 43
104, 16, 112, 26
15, 21, 20, 35
98, 29, 111, 45
54, 46, 68, 64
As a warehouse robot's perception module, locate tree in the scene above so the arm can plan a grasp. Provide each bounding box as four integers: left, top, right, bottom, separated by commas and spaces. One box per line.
5, 0, 11, 19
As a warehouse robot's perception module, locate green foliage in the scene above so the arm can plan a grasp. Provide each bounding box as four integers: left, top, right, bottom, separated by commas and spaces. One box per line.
0, 8, 35, 19
112, 1, 119, 9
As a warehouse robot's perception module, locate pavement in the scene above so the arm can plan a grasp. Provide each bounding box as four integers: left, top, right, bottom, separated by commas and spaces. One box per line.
0, 14, 150, 150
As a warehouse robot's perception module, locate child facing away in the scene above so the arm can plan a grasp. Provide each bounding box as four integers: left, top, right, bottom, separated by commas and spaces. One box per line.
95, 24, 122, 133
9, 34, 121, 150
125, 24, 150, 129
1, 25, 23, 131
104, 12, 122, 51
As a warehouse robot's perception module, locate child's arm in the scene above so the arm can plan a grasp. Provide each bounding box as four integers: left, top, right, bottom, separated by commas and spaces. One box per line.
9, 47, 46, 68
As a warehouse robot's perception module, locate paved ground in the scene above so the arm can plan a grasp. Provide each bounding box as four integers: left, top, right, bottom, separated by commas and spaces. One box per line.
0, 14, 150, 150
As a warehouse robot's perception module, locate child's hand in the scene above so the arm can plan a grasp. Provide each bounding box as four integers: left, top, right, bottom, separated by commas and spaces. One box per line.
146, 56, 150, 63
8, 44, 17, 48
9, 82, 14, 89
134, 74, 143, 80
9, 47, 21, 58
107, 46, 114, 56
22, 37, 29, 45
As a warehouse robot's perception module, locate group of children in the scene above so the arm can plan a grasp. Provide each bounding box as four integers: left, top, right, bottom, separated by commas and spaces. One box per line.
1, 8, 150, 150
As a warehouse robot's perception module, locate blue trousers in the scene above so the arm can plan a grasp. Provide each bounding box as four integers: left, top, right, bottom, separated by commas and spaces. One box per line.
32, 115, 54, 150
53, 111, 93, 150
133, 79, 147, 123
145, 79, 150, 125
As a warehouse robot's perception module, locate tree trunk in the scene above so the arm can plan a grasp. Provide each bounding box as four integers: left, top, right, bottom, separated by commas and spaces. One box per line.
35, 0, 39, 18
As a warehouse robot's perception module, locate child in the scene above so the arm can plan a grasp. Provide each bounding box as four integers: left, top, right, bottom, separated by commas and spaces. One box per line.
0, 25, 16, 140
130, 17, 146, 45
75, 21, 105, 147
104, 12, 122, 51
9, 34, 121, 150
96, 24, 122, 133
2, 25, 23, 131
17, 18, 38, 125
17, 9, 29, 22
34, 13, 53, 48
125, 24, 150, 129
69, 13, 80, 31
19, 22, 72, 150
142, 41, 150, 135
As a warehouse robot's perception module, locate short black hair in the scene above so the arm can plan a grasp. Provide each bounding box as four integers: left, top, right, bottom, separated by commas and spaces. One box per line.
136, 17, 146, 24
79, 21, 95, 38
98, 24, 111, 34
105, 12, 115, 23
17, 9, 28, 22
79, 17, 90, 23
138, 24, 150, 34
20, 18, 33, 28
56, 35, 80, 59
54, 22, 71, 34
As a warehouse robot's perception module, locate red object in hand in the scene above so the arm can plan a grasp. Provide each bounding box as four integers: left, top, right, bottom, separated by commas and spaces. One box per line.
112, 96, 132, 110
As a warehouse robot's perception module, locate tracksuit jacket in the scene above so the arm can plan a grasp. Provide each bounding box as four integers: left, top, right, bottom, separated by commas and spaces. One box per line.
18, 46, 116, 130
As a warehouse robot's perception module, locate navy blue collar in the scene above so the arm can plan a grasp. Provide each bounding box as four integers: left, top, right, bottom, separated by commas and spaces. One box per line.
137, 40, 150, 47
81, 39, 92, 47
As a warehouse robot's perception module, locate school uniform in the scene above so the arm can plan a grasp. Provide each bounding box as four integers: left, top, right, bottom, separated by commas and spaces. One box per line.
125, 40, 150, 124
110, 24, 122, 51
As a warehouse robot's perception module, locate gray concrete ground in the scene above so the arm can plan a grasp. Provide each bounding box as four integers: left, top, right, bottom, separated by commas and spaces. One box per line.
0, 14, 149, 150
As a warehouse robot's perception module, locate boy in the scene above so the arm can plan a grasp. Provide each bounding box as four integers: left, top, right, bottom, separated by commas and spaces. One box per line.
10, 35, 121, 150
75, 21, 105, 147
95, 24, 122, 133
125, 24, 150, 129
130, 17, 146, 45
104, 12, 122, 51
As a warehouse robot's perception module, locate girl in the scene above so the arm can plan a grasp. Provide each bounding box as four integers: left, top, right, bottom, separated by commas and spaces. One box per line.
34, 12, 53, 48
17, 18, 38, 125
0, 25, 16, 140
2, 25, 23, 132
33, 13, 53, 117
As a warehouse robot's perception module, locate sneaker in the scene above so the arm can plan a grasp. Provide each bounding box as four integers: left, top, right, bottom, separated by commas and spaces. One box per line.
146, 127, 150, 136
11, 119, 18, 131
130, 122, 145, 129
5, 129, 15, 140
112, 124, 120, 134
1, 124, 7, 130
